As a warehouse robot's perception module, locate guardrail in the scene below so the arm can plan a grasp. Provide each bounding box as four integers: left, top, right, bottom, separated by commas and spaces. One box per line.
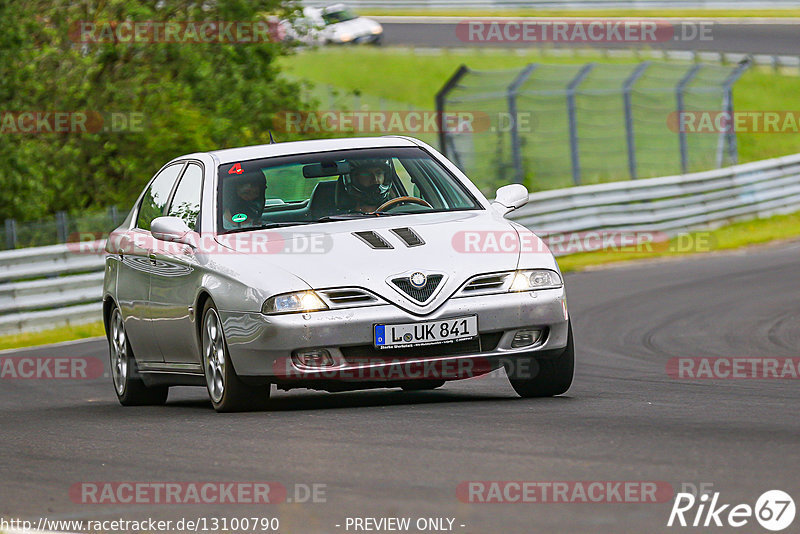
1, 152, 799, 337
508, 152, 800, 236
0, 245, 105, 336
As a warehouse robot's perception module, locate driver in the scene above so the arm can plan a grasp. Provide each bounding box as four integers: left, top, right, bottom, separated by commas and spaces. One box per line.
341, 158, 395, 213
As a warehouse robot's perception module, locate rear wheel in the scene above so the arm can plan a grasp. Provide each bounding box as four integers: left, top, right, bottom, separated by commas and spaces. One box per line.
202, 301, 270, 412
507, 322, 574, 398
108, 307, 168, 406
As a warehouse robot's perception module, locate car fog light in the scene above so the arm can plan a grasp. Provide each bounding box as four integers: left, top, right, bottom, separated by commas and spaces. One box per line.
294, 349, 334, 367
511, 329, 542, 348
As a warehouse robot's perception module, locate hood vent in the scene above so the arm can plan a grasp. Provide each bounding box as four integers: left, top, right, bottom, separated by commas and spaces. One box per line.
353, 231, 393, 249
391, 274, 444, 303
390, 227, 425, 247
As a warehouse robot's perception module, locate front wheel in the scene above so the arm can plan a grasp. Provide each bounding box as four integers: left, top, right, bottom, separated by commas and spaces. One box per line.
108, 307, 168, 406
202, 301, 270, 412
507, 322, 574, 398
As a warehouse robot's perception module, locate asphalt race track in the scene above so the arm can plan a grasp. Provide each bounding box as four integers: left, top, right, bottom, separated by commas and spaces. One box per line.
379, 19, 800, 55
1, 240, 798, 533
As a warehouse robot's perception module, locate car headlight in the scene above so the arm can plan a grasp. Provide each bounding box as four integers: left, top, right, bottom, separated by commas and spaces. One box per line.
371, 26, 382, 35
337, 32, 353, 42
262, 291, 328, 315
509, 269, 562, 292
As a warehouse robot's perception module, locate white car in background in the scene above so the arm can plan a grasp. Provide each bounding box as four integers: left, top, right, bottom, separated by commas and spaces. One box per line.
281, 4, 383, 46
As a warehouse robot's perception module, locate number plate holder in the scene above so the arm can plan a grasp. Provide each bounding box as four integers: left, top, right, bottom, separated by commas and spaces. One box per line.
374, 315, 478, 350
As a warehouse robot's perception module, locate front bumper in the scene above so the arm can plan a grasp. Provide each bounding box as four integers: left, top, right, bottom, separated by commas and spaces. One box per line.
219, 288, 569, 380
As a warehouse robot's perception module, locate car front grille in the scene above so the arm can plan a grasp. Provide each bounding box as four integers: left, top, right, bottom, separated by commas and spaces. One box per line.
391, 274, 443, 303
458, 273, 511, 296
318, 288, 379, 308
340, 331, 504, 364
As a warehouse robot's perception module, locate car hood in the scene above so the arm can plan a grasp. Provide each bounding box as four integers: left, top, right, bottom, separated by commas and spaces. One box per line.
214, 211, 556, 315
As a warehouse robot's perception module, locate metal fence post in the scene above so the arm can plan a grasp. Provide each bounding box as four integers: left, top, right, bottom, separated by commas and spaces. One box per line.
623, 62, 650, 180
327, 85, 335, 109
5, 219, 17, 250
507, 63, 537, 185
109, 206, 120, 227
445, 136, 464, 170
676, 64, 702, 175
56, 211, 68, 243
566, 63, 594, 186
720, 58, 751, 166
435, 65, 469, 158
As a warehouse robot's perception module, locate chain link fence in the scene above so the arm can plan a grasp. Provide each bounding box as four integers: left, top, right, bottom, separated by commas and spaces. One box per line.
436, 59, 749, 194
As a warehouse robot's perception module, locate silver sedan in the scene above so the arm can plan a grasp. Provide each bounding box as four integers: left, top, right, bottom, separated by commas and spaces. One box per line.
103, 136, 573, 411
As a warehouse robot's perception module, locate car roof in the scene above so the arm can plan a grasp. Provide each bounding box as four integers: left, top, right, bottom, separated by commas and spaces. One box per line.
174, 136, 421, 166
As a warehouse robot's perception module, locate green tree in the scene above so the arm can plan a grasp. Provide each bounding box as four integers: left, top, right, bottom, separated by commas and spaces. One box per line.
0, 0, 310, 221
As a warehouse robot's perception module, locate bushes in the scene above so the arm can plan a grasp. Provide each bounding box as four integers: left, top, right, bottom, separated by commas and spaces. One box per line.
0, 0, 309, 222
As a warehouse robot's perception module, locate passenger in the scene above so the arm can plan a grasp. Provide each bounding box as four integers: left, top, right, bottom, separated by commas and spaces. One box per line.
223, 173, 266, 227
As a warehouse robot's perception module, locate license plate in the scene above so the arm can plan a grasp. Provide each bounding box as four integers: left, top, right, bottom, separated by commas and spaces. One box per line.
374, 315, 478, 349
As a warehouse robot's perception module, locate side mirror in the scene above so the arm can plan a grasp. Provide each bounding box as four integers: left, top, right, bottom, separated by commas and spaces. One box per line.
492, 184, 529, 214
150, 216, 196, 247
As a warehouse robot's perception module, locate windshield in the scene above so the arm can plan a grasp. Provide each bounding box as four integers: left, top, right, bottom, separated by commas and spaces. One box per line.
217, 147, 482, 233
322, 9, 358, 24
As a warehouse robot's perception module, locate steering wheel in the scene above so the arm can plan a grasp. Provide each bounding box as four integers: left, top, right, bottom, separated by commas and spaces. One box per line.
373, 196, 433, 213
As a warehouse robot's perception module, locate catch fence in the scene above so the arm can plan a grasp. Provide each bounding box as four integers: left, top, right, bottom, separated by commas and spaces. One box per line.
436, 59, 749, 192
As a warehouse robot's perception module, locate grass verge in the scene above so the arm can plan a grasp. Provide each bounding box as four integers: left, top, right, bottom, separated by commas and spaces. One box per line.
281, 47, 800, 168
0, 321, 105, 351
558, 210, 800, 272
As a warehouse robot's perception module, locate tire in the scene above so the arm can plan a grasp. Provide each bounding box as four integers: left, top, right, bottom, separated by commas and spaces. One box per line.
401, 380, 445, 391
201, 300, 270, 412
108, 307, 169, 406
507, 322, 574, 398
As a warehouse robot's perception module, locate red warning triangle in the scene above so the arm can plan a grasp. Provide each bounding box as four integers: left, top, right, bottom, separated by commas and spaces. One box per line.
228, 163, 243, 175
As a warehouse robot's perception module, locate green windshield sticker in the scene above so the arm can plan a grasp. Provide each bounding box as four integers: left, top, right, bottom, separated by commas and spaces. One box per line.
232, 213, 247, 223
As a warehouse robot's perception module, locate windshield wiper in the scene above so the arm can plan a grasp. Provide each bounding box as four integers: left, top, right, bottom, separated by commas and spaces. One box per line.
223, 222, 310, 234
314, 213, 400, 223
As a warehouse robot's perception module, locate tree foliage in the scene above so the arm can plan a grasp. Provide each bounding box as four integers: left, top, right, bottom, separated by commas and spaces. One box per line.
0, 0, 309, 221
